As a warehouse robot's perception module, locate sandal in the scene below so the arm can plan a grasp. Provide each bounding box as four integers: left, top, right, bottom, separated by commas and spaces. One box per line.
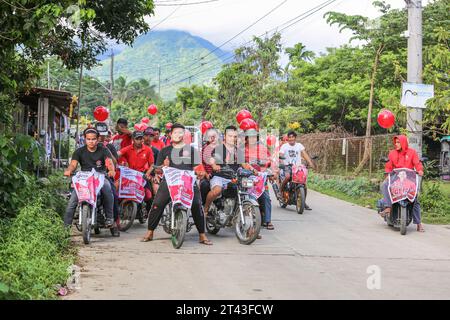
417, 225, 425, 233
266, 223, 274, 230
199, 239, 213, 245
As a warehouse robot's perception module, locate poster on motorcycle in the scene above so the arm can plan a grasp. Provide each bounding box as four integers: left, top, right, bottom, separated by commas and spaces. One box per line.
72, 169, 104, 207
248, 172, 268, 199
118, 166, 146, 203
162, 167, 195, 209
388, 168, 419, 204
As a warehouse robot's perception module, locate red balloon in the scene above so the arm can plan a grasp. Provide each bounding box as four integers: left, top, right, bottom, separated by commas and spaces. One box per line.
147, 104, 158, 115
266, 135, 277, 147
141, 117, 150, 124
236, 109, 252, 124
377, 109, 395, 129
165, 122, 173, 130
93, 106, 109, 122
200, 121, 213, 134
239, 118, 257, 131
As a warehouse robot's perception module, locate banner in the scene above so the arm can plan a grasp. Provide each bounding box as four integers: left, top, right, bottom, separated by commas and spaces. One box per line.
72, 169, 104, 207
118, 166, 146, 203
248, 172, 268, 199
162, 167, 196, 209
388, 168, 418, 204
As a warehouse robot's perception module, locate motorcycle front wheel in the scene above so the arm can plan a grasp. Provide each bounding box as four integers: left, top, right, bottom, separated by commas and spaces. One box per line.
81, 204, 92, 245
400, 206, 407, 235
235, 202, 261, 245
296, 187, 306, 214
171, 209, 187, 249
119, 201, 137, 231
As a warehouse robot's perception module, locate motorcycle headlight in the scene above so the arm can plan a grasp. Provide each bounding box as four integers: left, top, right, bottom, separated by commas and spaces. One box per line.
241, 178, 254, 188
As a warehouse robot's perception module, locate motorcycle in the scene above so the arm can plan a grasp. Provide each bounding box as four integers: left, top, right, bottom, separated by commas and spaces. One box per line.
160, 202, 195, 237
70, 170, 117, 244
205, 166, 262, 245
275, 156, 316, 214
377, 166, 422, 235
157, 165, 197, 249
117, 166, 152, 231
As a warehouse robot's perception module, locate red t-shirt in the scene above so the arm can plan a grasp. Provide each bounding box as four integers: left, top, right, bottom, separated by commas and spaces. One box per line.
151, 138, 166, 151
119, 144, 154, 173
245, 142, 271, 172
112, 133, 132, 165
112, 133, 132, 150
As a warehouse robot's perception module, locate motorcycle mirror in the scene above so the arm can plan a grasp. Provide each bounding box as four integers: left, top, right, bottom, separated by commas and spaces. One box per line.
379, 157, 389, 163
420, 156, 429, 162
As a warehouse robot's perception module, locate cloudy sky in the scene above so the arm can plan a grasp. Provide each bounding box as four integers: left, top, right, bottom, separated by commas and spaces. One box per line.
145, 0, 429, 55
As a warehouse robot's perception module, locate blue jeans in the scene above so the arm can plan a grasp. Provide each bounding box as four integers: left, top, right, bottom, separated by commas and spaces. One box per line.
257, 189, 272, 224
381, 180, 421, 224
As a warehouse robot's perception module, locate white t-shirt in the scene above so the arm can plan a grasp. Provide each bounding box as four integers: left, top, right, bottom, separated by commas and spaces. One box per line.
279, 142, 305, 165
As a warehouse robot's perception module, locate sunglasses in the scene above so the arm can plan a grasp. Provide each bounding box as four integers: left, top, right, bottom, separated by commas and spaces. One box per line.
134, 137, 143, 140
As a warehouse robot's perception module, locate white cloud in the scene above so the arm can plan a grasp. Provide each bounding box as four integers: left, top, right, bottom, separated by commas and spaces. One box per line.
146, 0, 428, 54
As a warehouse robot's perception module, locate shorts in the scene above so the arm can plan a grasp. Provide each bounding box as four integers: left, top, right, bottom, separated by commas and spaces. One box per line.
210, 176, 232, 189
280, 166, 292, 180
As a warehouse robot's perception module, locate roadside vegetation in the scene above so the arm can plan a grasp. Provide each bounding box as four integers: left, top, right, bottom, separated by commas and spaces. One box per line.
309, 172, 450, 224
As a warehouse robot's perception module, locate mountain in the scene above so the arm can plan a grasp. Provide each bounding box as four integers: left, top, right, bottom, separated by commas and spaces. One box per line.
88, 30, 232, 100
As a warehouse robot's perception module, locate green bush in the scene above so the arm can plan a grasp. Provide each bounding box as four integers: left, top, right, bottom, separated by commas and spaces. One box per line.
0, 198, 74, 300
421, 181, 450, 224
309, 173, 377, 197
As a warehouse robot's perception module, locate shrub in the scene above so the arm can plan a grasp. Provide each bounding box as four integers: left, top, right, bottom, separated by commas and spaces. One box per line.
0, 198, 74, 300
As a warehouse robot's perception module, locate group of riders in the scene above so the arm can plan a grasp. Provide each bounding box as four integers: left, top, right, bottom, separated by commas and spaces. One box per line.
63, 117, 425, 246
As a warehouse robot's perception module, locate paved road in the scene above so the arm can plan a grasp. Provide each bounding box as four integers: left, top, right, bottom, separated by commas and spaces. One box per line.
66, 189, 450, 300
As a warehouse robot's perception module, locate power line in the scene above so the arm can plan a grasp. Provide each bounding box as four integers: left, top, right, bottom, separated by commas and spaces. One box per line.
155, 0, 220, 6
151, 0, 186, 30
161, 0, 338, 88
161, 0, 289, 84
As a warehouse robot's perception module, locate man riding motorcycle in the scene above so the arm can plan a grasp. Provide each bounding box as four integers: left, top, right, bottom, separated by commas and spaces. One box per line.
95, 122, 120, 236
380, 135, 425, 232
143, 127, 160, 162
117, 130, 155, 211
244, 129, 274, 230
63, 128, 115, 229
203, 125, 247, 216
141, 123, 212, 245
278, 131, 316, 210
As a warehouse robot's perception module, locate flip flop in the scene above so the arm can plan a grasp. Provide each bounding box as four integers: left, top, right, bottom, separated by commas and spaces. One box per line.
199, 239, 213, 245
266, 223, 274, 230
140, 236, 153, 242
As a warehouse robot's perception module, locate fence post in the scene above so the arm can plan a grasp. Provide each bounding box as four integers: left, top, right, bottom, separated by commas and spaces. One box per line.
345, 138, 349, 175
323, 139, 329, 173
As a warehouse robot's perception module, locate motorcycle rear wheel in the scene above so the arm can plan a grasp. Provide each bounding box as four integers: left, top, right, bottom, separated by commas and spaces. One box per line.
206, 215, 221, 235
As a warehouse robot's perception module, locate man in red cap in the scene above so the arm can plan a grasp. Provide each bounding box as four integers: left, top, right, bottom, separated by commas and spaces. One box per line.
381, 135, 425, 232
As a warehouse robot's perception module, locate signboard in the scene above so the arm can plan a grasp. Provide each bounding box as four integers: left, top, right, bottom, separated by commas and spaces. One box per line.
401, 82, 434, 109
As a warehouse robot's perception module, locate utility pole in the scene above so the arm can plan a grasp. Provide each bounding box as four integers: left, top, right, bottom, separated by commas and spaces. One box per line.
158, 64, 161, 97
47, 61, 50, 89
405, 0, 423, 157
109, 49, 114, 109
